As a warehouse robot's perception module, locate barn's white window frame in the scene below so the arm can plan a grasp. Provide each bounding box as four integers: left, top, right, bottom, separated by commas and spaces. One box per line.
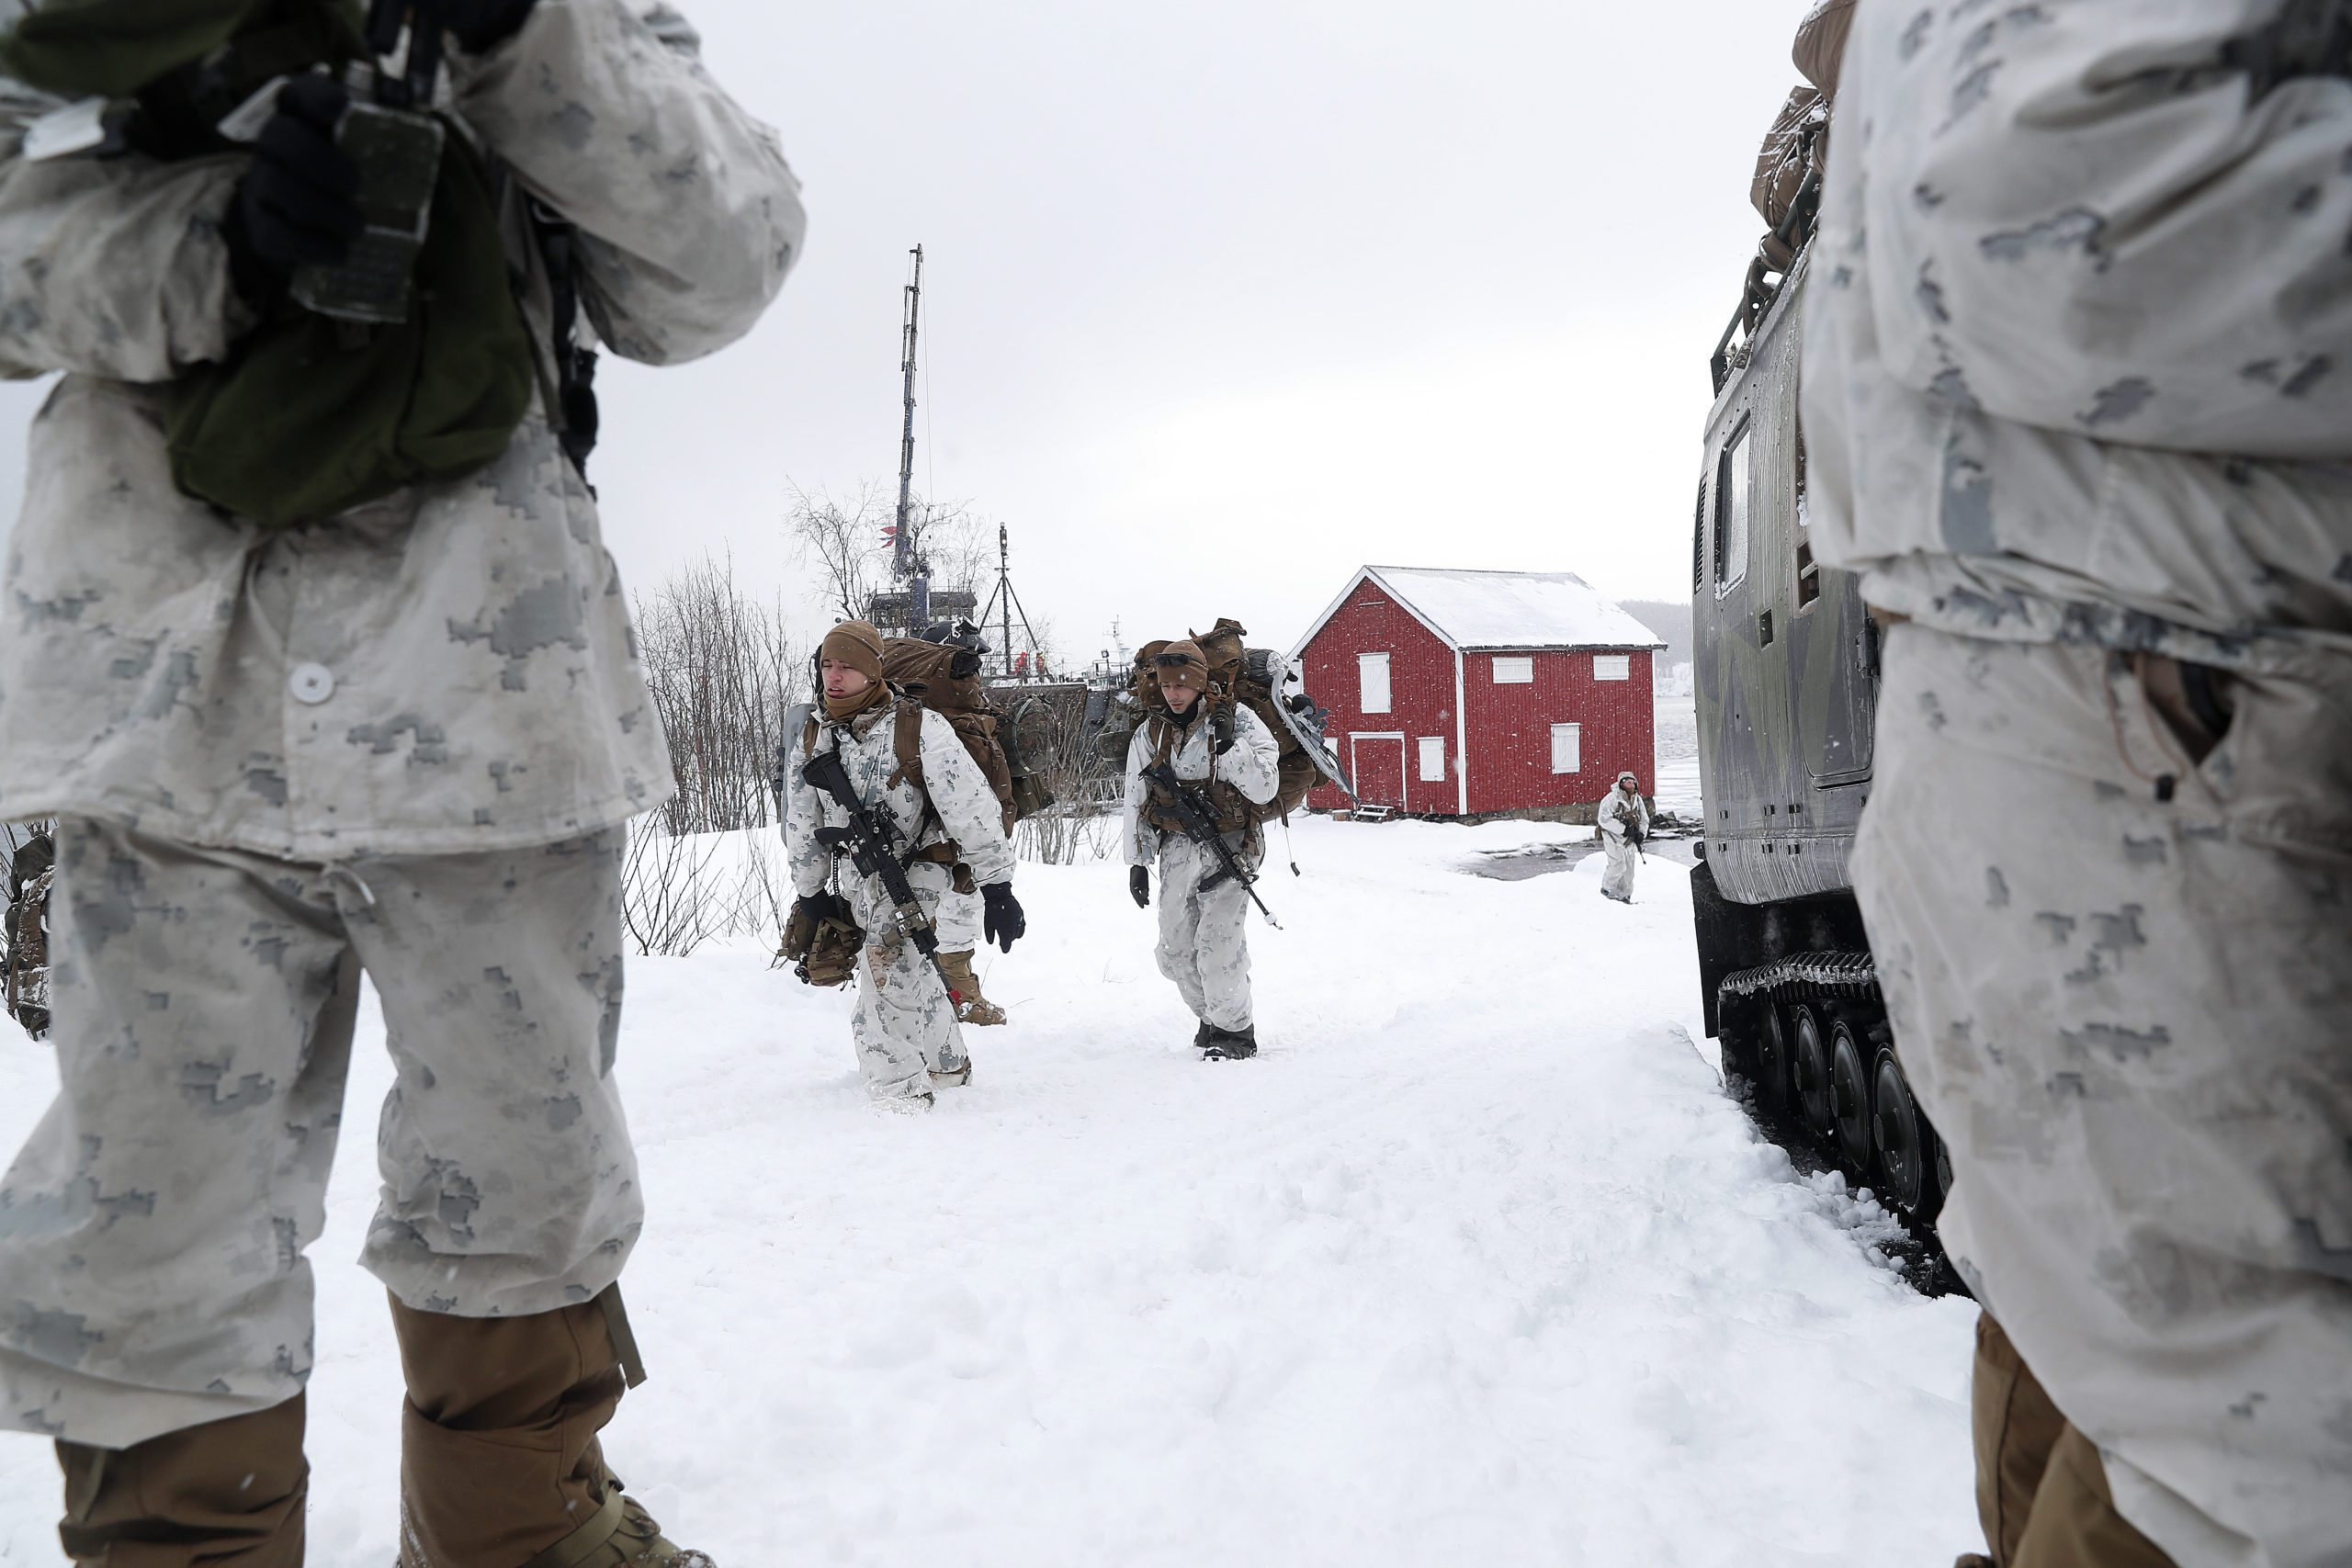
1592, 654, 1631, 682
1550, 722, 1582, 774
1491, 656, 1532, 684
1358, 651, 1392, 714
1417, 736, 1445, 782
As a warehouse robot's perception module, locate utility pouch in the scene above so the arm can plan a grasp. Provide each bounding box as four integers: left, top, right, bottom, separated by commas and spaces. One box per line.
782, 892, 863, 988
798, 914, 865, 988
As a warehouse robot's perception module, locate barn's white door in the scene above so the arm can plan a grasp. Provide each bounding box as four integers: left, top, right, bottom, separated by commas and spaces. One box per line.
1351, 733, 1406, 811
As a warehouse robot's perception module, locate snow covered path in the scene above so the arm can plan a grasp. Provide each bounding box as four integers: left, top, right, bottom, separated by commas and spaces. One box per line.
0, 818, 1978, 1566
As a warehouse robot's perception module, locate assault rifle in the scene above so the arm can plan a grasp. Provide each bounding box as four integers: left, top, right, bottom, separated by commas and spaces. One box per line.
800, 748, 962, 1009
1142, 761, 1281, 930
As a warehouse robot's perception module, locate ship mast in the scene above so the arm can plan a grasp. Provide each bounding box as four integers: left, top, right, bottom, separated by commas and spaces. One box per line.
892, 244, 926, 629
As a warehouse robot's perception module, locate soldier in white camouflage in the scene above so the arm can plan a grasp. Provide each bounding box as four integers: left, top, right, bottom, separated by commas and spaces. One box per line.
0, 3, 803, 1565
781, 621, 1023, 1111
1809, 4, 2352, 1562
1123, 639, 1280, 1059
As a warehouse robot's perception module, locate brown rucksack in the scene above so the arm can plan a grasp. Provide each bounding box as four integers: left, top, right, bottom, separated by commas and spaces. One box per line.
1192, 617, 1319, 825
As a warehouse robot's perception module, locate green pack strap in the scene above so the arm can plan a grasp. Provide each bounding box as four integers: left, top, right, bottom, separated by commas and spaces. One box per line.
0, 0, 276, 97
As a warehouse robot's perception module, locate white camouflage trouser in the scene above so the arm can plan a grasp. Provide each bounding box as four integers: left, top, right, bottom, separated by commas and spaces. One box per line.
847, 864, 968, 1102
1600, 833, 1638, 899
1856, 626, 2352, 1568
1154, 835, 1259, 1033
0, 818, 641, 1450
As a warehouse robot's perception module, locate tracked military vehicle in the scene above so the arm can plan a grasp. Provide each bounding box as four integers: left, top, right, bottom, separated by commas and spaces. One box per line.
1690, 39, 1957, 1288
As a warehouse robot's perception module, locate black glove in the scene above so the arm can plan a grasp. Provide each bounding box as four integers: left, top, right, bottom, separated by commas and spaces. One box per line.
793, 891, 844, 926
981, 881, 1025, 953
1129, 865, 1149, 908
442, 0, 541, 51
224, 73, 362, 309
1211, 702, 1237, 755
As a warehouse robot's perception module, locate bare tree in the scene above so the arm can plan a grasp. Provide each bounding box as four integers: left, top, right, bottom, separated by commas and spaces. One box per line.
786, 479, 1003, 634
633, 553, 803, 836
784, 480, 896, 624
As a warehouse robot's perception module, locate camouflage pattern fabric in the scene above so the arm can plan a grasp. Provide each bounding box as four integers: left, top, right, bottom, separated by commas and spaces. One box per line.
1804, 0, 2352, 678
934, 886, 982, 953
1149, 837, 1261, 1033
1857, 626, 2352, 1568
784, 702, 1014, 1105
0, 818, 640, 1450
0, 0, 806, 858
1123, 704, 1278, 1032
846, 869, 967, 1100
1598, 836, 1638, 902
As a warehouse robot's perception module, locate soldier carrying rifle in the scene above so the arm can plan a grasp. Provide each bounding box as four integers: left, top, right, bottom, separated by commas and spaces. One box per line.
782, 620, 1024, 1112
1123, 639, 1280, 1059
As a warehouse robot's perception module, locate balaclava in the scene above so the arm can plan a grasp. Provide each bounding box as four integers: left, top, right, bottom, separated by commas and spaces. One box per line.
820, 619, 889, 721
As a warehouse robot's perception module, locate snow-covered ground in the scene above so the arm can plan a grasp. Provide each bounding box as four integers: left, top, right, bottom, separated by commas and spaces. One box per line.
0, 818, 1977, 1567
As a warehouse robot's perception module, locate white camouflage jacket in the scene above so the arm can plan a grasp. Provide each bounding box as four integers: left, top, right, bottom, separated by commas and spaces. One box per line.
1597, 785, 1647, 842
1121, 702, 1279, 866
1803, 0, 2352, 675
784, 698, 1017, 905
0, 0, 804, 858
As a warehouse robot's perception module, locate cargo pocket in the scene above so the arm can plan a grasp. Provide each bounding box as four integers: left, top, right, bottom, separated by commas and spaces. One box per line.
2201, 651, 2352, 862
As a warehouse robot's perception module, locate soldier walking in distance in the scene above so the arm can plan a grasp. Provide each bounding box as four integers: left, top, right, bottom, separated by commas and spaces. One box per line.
1124, 640, 1280, 1058
1596, 771, 1648, 904
784, 621, 1023, 1111
0, 3, 803, 1564
1809, 4, 2352, 1562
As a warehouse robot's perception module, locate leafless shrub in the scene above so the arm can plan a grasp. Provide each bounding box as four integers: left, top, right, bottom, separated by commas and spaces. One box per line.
732, 830, 796, 963
1011, 691, 1121, 865
621, 824, 731, 957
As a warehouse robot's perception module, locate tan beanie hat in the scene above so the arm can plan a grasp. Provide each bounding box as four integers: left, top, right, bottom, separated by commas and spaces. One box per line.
820, 619, 886, 681
1152, 639, 1211, 694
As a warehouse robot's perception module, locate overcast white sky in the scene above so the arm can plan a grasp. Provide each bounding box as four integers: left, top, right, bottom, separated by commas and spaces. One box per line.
0, 0, 1810, 666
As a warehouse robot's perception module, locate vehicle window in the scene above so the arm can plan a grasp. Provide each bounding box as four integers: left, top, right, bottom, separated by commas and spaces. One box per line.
1714, 420, 1750, 596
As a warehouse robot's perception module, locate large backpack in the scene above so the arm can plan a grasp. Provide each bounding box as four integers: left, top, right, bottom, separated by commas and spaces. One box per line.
1192, 618, 1327, 825
1087, 639, 1170, 768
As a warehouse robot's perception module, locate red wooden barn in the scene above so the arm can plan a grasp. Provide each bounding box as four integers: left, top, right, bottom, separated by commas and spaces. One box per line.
1291, 566, 1663, 818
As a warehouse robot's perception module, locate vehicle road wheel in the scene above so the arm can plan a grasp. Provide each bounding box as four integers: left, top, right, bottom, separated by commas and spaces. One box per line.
1792, 1005, 1835, 1145
1829, 1018, 1873, 1180
1871, 1047, 1941, 1221
1756, 1001, 1791, 1119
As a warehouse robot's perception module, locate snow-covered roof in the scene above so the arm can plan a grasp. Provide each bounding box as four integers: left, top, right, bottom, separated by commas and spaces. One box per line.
1293, 566, 1666, 655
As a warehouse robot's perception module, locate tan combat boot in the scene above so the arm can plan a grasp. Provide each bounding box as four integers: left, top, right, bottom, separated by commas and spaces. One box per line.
938, 949, 1005, 1025
390, 1288, 710, 1568
56, 1393, 309, 1568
